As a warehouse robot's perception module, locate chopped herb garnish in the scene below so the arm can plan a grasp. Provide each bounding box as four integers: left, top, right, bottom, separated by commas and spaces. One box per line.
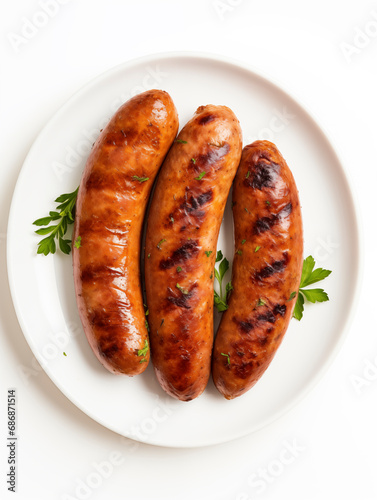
33, 187, 79, 256
74, 236, 82, 249
241, 239, 246, 245
157, 238, 166, 249
244, 208, 249, 213
63, 352, 67, 356
210, 272, 213, 279
257, 298, 266, 307
195, 171, 206, 181
145, 320, 150, 332
255, 246, 261, 252
132, 175, 149, 183
176, 283, 189, 295
266, 200, 271, 206
175, 139, 187, 144
236, 250, 242, 256
177, 266, 182, 273
221, 352, 230, 365
293, 256, 332, 321
147, 253, 151, 258
137, 339, 149, 362
288, 291, 297, 301
246, 171, 250, 178
191, 158, 196, 164
170, 216, 174, 224
205, 251, 212, 257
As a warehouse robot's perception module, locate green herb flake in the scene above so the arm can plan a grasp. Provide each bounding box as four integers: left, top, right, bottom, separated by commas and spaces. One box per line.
147, 253, 151, 258
195, 171, 206, 181
170, 217, 174, 224
221, 352, 231, 365
74, 236, 82, 249
138, 339, 149, 359
246, 171, 250, 179
241, 239, 246, 245
288, 291, 297, 301
176, 283, 189, 295
257, 298, 266, 307
255, 246, 261, 252
175, 139, 187, 144
191, 158, 196, 164
177, 266, 182, 273
266, 200, 271, 206
205, 251, 212, 257
63, 352, 67, 357
132, 175, 149, 183
157, 238, 166, 249
236, 250, 242, 256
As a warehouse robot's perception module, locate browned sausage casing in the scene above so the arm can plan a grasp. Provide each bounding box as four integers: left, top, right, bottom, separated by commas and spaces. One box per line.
145, 105, 242, 401
73, 90, 179, 376
212, 140, 303, 399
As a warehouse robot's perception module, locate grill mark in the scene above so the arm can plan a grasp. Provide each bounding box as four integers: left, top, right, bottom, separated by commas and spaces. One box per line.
196, 143, 230, 168
257, 311, 276, 324
81, 265, 123, 283
160, 240, 199, 270
244, 161, 279, 190
166, 283, 197, 310
253, 203, 292, 235
257, 336, 268, 346
254, 252, 290, 282
198, 113, 216, 125
232, 316, 254, 333
235, 361, 254, 380
239, 321, 254, 333
273, 304, 286, 317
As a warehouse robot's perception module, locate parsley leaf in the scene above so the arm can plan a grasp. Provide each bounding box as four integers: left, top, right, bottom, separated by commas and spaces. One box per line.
293, 256, 332, 321
205, 251, 212, 257
33, 187, 78, 256
213, 252, 232, 312
175, 139, 187, 144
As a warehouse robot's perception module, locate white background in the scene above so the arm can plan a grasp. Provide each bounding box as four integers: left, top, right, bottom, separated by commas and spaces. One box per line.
1, 0, 376, 499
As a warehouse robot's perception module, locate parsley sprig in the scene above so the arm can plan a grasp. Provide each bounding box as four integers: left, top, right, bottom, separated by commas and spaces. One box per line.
214, 250, 233, 312
293, 255, 332, 321
33, 187, 79, 256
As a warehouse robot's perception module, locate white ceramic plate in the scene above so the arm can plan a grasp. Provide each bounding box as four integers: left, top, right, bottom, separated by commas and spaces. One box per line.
7, 52, 361, 448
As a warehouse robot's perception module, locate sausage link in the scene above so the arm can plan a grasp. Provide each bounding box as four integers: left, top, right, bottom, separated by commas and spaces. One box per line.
145, 105, 242, 401
73, 90, 179, 375
212, 140, 303, 399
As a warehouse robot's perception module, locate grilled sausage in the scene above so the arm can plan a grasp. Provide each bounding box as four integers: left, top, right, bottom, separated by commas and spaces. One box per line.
73, 90, 179, 375
212, 140, 303, 399
145, 105, 242, 401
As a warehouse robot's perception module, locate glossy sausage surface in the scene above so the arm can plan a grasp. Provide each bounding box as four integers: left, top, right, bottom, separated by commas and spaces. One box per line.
145, 105, 242, 401
73, 89, 179, 375
212, 140, 303, 399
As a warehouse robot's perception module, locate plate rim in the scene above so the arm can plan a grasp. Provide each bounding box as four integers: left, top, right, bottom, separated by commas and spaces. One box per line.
6, 50, 364, 448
